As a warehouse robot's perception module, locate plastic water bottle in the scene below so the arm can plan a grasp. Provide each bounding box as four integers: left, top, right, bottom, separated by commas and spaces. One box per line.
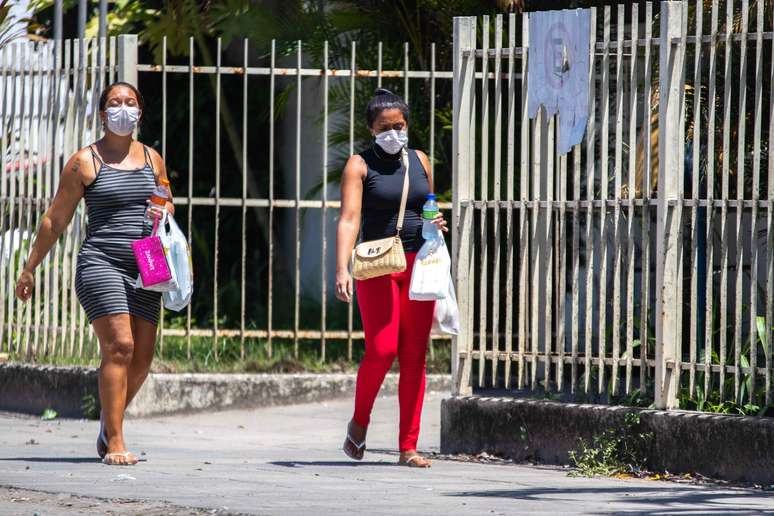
144, 178, 170, 230
421, 193, 440, 241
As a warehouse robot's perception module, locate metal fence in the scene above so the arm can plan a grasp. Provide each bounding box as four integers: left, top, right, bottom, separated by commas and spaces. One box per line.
0, 34, 454, 363
1, 38, 120, 360
451, 1, 774, 411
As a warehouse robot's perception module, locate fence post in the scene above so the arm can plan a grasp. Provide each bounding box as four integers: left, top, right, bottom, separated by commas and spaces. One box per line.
117, 34, 138, 86
655, 1, 686, 410
452, 17, 476, 396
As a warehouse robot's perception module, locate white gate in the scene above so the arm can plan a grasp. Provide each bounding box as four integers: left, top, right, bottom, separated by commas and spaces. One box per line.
451, 1, 774, 412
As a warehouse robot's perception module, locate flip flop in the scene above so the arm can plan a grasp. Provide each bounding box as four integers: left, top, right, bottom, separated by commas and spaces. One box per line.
96, 417, 108, 459
102, 451, 139, 466
400, 454, 432, 468
343, 433, 366, 461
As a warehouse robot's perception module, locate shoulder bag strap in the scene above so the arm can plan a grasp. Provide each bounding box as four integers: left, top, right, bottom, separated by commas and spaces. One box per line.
395, 148, 411, 234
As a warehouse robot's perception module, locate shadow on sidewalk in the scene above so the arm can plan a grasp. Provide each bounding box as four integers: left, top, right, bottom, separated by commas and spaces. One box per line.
446, 486, 771, 514
269, 461, 396, 468
0, 457, 99, 464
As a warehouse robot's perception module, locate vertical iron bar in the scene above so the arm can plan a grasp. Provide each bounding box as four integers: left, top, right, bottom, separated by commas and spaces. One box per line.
321, 41, 329, 362
611, 4, 624, 395
213, 38, 222, 358
186, 37, 194, 359
347, 41, 356, 361
734, 2, 748, 403
719, 0, 733, 402
268, 39, 276, 359
705, 0, 719, 401
598, 6, 611, 395
478, 15, 489, 388
584, 8, 598, 395
240, 38, 248, 359
518, 13, 530, 389
639, 1, 653, 397
294, 40, 302, 359
403, 42, 409, 103
625, 2, 639, 395
505, 13, 516, 390
491, 15, 503, 387
159, 35, 167, 355
749, 0, 764, 403
688, 0, 703, 398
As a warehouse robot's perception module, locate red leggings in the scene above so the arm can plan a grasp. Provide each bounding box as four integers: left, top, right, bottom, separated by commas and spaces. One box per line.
353, 253, 435, 452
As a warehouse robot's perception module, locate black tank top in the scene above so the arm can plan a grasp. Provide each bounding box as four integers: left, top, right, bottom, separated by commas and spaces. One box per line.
360, 147, 430, 253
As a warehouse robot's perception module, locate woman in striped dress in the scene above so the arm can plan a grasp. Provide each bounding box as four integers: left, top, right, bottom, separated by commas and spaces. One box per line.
15, 82, 174, 466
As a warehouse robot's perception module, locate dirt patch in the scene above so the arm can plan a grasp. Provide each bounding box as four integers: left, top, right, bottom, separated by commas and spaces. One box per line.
0, 486, 245, 515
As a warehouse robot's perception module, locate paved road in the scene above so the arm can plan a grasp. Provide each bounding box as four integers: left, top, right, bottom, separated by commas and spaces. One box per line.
0, 391, 772, 515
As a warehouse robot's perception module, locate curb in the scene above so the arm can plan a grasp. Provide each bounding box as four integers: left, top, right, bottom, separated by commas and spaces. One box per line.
441, 395, 774, 484
0, 363, 450, 418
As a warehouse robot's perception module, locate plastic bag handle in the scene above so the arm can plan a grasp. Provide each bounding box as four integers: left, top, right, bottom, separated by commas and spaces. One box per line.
150, 210, 169, 237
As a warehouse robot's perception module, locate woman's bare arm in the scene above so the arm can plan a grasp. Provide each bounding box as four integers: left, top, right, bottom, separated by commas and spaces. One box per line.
147, 146, 175, 215
16, 150, 88, 299
415, 150, 434, 192
414, 149, 447, 233
335, 155, 366, 302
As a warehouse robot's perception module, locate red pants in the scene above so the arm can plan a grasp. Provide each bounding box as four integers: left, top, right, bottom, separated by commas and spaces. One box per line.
353, 253, 435, 452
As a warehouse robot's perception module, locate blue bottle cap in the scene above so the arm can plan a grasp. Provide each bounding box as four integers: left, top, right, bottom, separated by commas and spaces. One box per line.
426, 193, 436, 201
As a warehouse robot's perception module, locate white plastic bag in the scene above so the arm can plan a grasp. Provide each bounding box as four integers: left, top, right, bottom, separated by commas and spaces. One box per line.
432, 273, 460, 335
162, 214, 194, 311
409, 237, 450, 301
135, 212, 178, 293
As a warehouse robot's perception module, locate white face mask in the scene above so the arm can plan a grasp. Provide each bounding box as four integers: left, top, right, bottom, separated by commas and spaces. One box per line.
374, 129, 408, 155
105, 105, 140, 136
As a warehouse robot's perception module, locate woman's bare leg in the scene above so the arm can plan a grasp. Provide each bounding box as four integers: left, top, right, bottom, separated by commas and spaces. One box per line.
125, 316, 157, 407
93, 314, 137, 465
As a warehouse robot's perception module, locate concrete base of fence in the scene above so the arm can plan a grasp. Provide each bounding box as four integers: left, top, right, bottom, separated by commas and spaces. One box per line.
0, 364, 99, 418
0, 363, 450, 419
441, 395, 774, 484
126, 372, 450, 417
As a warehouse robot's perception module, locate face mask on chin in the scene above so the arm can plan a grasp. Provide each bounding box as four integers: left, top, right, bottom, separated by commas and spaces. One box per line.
105, 105, 140, 136
374, 129, 408, 155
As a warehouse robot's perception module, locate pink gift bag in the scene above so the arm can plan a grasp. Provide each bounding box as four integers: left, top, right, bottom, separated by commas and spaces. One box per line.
132, 216, 172, 288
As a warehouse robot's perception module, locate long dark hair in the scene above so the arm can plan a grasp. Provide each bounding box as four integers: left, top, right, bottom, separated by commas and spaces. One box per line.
365, 88, 409, 128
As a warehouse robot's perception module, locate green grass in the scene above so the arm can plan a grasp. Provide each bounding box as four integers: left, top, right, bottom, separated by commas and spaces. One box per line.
569, 413, 653, 477
9, 336, 452, 375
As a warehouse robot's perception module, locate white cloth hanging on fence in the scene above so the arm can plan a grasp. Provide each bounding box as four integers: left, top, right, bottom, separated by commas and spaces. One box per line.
527, 9, 592, 155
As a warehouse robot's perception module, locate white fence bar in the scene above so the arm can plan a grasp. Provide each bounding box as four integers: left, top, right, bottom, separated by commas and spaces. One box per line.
452, 16, 476, 396
655, 1, 686, 410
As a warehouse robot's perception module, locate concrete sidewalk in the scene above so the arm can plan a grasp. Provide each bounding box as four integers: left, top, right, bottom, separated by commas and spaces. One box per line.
0, 392, 771, 515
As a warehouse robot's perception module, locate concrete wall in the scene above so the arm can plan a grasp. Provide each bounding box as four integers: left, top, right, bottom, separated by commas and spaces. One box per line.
0, 363, 450, 419
0, 364, 99, 418
442, 395, 774, 484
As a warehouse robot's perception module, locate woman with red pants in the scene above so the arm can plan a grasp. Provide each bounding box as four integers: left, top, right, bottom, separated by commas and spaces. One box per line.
335, 89, 447, 468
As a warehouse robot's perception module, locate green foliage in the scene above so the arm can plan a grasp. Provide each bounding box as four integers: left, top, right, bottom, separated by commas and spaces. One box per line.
569, 413, 652, 477
41, 408, 58, 421
678, 316, 774, 417
81, 393, 100, 420
11, 335, 451, 374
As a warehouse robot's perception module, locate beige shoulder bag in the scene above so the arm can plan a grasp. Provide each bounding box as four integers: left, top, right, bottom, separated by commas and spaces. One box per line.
351, 149, 410, 281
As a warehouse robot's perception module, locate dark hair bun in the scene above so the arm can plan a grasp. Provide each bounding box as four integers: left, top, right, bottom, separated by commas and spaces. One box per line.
366, 89, 409, 128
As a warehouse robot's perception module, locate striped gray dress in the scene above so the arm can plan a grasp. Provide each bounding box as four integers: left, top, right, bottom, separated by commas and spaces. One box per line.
75, 145, 161, 325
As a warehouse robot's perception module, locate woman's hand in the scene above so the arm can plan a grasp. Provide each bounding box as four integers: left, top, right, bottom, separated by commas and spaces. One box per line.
335, 269, 353, 303
146, 201, 166, 220
15, 270, 34, 302
431, 212, 449, 232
